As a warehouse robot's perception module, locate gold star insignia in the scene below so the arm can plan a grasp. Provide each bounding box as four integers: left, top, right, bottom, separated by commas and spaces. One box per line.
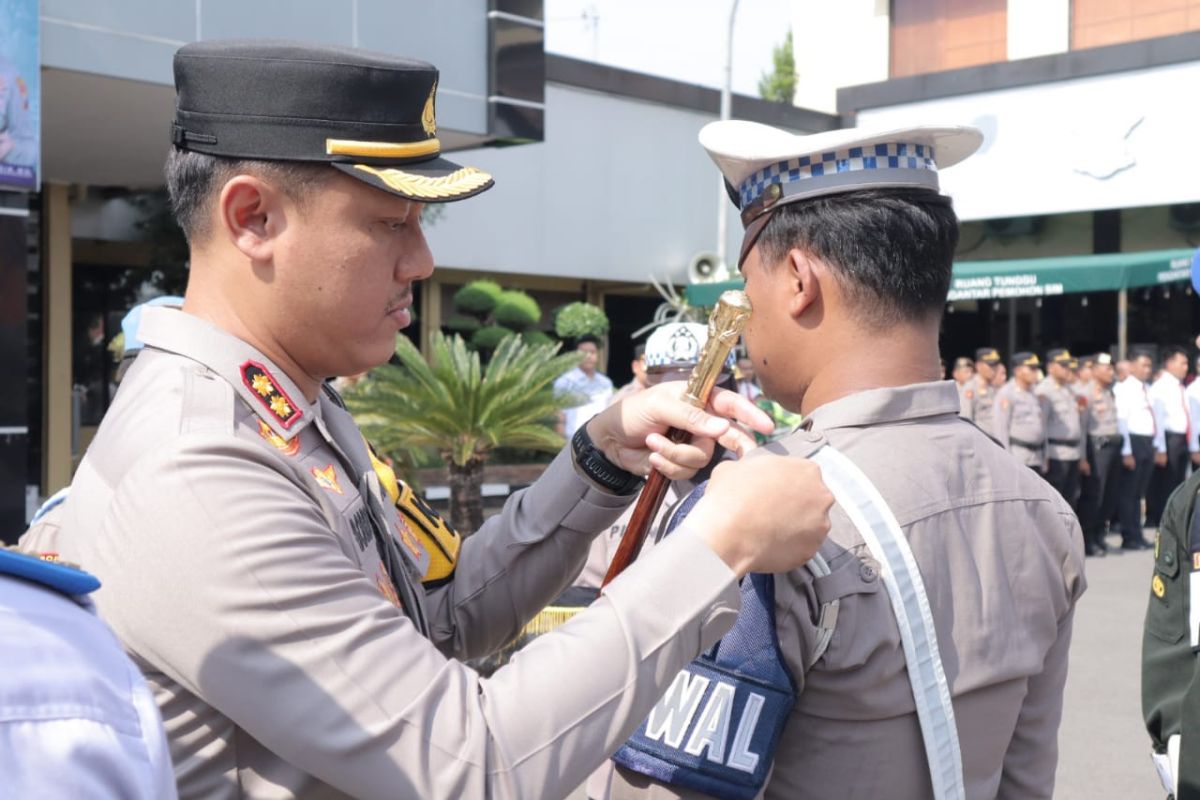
251, 373, 273, 397
269, 395, 292, 418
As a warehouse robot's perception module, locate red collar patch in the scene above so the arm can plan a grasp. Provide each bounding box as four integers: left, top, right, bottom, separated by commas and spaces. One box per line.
240, 360, 303, 429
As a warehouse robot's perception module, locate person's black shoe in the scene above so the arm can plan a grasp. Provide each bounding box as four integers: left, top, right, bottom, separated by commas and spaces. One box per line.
1122, 538, 1153, 551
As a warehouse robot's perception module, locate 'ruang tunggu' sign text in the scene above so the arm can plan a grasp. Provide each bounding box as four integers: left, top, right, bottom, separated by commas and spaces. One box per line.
948, 274, 1065, 301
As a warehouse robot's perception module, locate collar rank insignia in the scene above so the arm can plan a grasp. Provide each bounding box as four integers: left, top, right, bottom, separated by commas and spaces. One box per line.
241, 360, 303, 429
311, 463, 344, 495
256, 420, 301, 456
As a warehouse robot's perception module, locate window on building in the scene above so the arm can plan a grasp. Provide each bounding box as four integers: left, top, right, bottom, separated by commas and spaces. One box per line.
890, 0, 1008, 78
1072, 0, 1200, 50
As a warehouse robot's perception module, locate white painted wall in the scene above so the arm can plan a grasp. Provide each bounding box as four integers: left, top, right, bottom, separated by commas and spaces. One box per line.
424, 83, 818, 284
1007, 0, 1070, 61
856, 60, 1200, 221
789, 0, 889, 114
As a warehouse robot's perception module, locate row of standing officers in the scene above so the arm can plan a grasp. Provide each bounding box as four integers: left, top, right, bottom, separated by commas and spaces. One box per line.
958, 346, 1200, 556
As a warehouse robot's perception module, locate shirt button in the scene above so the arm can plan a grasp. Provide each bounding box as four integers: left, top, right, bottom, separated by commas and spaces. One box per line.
1165, 551, 1175, 567
860, 562, 879, 582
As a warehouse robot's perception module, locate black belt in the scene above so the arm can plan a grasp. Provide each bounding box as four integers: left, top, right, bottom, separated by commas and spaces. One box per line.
1089, 434, 1121, 446
1010, 437, 1043, 450
1048, 437, 1082, 447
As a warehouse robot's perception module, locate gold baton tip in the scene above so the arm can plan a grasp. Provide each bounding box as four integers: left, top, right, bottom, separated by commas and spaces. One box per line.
684, 291, 753, 407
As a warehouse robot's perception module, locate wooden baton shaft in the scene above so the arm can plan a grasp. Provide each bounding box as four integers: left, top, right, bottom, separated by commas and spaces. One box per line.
600, 291, 752, 588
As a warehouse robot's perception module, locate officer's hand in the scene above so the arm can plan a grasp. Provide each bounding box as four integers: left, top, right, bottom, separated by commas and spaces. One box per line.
1192, 452, 1200, 467
1079, 458, 1091, 477
685, 455, 832, 577
586, 381, 773, 479
1154, 451, 1168, 468
1122, 454, 1135, 470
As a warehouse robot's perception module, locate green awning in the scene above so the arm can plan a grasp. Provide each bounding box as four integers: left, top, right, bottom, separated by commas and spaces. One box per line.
683, 248, 1198, 307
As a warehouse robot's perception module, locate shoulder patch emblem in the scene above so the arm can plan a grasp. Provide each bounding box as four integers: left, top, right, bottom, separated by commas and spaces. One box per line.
1000, 398, 1010, 411
311, 463, 344, 495
964, 389, 973, 399
240, 360, 303, 429
256, 420, 300, 456
1152, 574, 1166, 599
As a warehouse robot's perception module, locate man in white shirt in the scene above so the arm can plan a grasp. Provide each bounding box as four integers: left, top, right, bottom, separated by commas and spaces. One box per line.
554, 335, 615, 437
1186, 354, 1200, 462
1115, 349, 1162, 550
1148, 346, 1196, 526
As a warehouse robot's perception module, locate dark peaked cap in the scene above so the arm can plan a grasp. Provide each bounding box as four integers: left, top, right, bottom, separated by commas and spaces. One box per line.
172, 39, 494, 202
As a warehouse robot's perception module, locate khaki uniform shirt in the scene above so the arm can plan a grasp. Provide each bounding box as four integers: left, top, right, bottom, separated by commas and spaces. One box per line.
995, 382, 1049, 467
613, 381, 1084, 800
1085, 381, 1119, 438
23, 307, 742, 800
960, 374, 997, 437
1036, 377, 1086, 461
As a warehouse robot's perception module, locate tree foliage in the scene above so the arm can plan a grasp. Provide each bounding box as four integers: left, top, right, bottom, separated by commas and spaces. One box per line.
757, 30, 796, 104
554, 301, 610, 339
345, 333, 582, 531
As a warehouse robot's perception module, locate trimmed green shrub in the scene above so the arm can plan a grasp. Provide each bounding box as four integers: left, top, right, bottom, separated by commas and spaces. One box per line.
521, 329, 555, 348
443, 313, 482, 333
493, 290, 542, 331
555, 302, 610, 339
471, 324, 516, 351
453, 280, 504, 315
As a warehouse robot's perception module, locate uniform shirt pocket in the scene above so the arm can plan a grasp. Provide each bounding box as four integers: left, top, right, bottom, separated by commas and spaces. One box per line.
1146, 529, 1186, 644
810, 549, 887, 671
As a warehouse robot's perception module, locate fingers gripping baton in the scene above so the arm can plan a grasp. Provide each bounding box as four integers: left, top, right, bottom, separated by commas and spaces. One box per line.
600, 291, 753, 587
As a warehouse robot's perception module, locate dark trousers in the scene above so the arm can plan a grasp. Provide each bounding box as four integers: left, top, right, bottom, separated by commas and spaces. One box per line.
1080, 435, 1122, 546
1045, 458, 1081, 512
1119, 434, 1156, 542
1147, 432, 1190, 527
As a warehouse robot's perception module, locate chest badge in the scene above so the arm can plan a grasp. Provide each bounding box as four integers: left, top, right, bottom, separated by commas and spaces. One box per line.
376, 563, 403, 609
311, 463, 344, 495
241, 360, 303, 429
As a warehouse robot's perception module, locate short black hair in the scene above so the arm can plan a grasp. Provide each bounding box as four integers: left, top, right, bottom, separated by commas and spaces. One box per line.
755, 188, 959, 328
164, 148, 333, 242
1162, 345, 1189, 365
576, 334, 602, 348
632, 344, 646, 359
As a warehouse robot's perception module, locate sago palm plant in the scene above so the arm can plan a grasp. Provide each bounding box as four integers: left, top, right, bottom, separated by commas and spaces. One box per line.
345, 332, 583, 533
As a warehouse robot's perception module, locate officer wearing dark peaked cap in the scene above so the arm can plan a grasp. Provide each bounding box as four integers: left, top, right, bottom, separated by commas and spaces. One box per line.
961, 346, 1001, 436
996, 351, 1050, 471
21, 40, 835, 799
610, 118, 1083, 799
1037, 348, 1089, 512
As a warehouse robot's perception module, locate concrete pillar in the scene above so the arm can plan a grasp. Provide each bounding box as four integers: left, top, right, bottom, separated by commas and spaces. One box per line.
43, 184, 73, 494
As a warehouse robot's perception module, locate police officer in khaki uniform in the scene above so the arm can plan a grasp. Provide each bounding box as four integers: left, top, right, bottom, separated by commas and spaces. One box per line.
1037, 348, 1090, 511
960, 347, 1001, 435
1078, 353, 1122, 556
996, 352, 1050, 472
610, 121, 1084, 799
20, 41, 836, 800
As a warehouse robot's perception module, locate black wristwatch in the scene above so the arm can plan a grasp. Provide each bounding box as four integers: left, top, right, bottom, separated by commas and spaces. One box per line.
571, 424, 646, 496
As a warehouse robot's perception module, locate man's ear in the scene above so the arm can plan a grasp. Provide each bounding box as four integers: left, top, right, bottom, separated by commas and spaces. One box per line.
217, 175, 287, 262
785, 248, 822, 319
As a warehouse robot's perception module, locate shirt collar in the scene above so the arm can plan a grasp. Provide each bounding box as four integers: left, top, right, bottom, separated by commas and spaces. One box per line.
137, 306, 318, 439
1155, 372, 1180, 388
804, 380, 960, 431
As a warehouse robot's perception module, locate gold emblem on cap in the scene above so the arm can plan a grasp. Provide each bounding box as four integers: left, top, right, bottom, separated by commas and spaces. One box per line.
422, 81, 438, 138
326, 138, 441, 159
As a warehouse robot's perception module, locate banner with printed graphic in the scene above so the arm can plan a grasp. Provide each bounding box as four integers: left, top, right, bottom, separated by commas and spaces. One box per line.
0, 0, 39, 191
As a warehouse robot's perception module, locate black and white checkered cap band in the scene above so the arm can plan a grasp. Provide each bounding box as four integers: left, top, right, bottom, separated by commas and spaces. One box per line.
738, 143, 938, 210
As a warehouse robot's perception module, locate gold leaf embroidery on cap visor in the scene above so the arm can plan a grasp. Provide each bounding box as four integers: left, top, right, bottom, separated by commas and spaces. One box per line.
353, 164, 493, 199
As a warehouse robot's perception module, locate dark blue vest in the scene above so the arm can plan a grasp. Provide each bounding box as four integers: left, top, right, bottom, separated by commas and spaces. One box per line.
612, 483, 796, 800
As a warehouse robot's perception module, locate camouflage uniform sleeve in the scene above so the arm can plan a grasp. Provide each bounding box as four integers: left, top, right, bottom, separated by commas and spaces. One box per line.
1142, 473, 1200, 799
